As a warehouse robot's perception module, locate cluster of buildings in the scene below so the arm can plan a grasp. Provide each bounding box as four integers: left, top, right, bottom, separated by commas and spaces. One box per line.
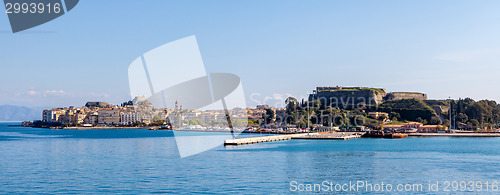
41, 98, 164, 126
246, 105, 286, 123
41, 97, 250, 128
172, 106, 248, 128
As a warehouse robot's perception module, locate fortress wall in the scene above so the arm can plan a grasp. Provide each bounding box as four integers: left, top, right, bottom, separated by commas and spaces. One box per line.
310, 87, 427, 109
315, 89, 386, 108
385, 92, 427, 101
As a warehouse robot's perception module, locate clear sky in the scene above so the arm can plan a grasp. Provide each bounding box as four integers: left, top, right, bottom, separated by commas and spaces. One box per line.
1, 0, 500, 108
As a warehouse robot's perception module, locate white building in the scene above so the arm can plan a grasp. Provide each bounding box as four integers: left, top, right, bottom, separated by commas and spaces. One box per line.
42, 109, 65, 122
120, 112, 142, 125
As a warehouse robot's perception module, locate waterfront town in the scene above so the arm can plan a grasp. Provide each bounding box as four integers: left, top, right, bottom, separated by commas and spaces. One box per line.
31, 86, 500, 136
35, 96, 249, 130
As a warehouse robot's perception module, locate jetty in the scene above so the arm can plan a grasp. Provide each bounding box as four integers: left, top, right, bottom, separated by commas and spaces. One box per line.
224, 133, 309, 146
292, 132, 362, 140
409, 133, 500, 137
224, 132, 362, 146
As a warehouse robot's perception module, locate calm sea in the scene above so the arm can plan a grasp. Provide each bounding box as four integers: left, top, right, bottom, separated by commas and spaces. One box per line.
1, 122, 500, 194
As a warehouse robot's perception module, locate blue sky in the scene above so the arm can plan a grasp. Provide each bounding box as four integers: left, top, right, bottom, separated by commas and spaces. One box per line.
1, 0, 500, 108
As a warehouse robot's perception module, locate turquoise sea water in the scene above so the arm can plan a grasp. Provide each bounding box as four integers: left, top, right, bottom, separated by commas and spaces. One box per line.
1, 122, 500, 194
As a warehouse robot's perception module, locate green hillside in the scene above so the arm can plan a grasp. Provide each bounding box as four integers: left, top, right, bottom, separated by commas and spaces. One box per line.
378, 99, 437, 122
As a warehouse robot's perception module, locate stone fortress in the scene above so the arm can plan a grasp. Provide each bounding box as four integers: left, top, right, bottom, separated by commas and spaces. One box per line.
308, 86, 427, 108
384, 92, 427, 101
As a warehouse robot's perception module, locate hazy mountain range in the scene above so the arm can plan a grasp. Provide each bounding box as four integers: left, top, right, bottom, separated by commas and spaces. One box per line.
0, 105, 44, 122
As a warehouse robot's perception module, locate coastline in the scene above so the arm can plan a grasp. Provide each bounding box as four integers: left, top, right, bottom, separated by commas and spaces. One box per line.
35, 126, 500, 137
16, 122, 500, 137
408, 133, 500, 137
62, 126, 148, 130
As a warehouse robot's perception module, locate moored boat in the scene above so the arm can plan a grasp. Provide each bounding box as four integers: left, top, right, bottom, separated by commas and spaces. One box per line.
362, 130, 408, 139
390, 133, 408, 139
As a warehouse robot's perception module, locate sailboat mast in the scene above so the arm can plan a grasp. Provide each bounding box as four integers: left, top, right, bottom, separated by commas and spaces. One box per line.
449, 97, 452, 131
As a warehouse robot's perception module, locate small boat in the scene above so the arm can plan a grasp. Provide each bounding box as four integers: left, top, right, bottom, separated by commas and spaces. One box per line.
242, 127, 253, 133
390, 133, 408, 139
149, 125, 172, 130
159, 125, 172, 130
403, 128, 418, 133
362, 130, 408, 139
362, 130, 385, 138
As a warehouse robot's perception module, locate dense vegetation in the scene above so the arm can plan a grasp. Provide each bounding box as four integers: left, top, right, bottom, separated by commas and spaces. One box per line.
377, 99, 438, 124
275, 97, 383, 129
449, 98, 500, 129
275, 95, 500, 130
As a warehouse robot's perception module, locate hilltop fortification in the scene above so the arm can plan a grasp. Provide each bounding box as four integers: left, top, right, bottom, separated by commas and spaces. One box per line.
385, 92, 427, 101
308, 86, 427, 109
309, 86, 387, 108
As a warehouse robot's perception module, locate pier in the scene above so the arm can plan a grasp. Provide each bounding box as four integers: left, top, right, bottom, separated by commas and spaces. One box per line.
223, 132, 500, 146
292, 132, 363, 140
409, 133, 500, 137
224, 133, 311, 146
224, 132, 362, 146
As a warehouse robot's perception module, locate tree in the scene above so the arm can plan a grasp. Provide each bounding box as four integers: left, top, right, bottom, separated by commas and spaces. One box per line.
188, 119, 203, 126
151, 119, 164, 126
443, 119, 450, 128
389, 112, 400, 120
378, 99, 435, 122
470, 119, 480, 128
121, 100, 133, 107
456, 113, 468, 123
285, 97, 300, 124
152, 115, 164, 126
285, 97, 299, 113
430, 116, 442, 125
466, 103, 485, 122
262, 108, 275, 124
307, 100, 322, 111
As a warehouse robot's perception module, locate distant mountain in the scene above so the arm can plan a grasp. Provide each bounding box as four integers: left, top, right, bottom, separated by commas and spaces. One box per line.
0, 105, 43, 121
